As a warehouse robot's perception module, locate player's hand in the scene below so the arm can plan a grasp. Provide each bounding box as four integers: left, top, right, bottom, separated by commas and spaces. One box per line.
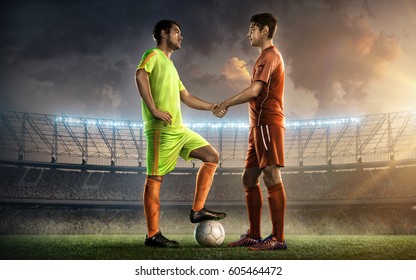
211, 103, 221, 114
213, 102, 227, 118
152, 109, 172, 126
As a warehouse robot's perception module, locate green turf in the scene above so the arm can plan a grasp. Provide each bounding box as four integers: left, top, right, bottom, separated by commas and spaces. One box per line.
1, 235, 416, 260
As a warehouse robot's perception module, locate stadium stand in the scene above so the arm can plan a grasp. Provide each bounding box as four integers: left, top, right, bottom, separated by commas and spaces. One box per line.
1, 164, 416, 202
1, 109, 416, 235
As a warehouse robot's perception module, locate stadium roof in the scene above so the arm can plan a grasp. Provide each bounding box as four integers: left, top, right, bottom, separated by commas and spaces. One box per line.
1, 109, 415, 168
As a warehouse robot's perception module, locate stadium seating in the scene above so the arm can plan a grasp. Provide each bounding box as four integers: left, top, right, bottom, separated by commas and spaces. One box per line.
1, 165, 416, 201
1, 164, 416, 235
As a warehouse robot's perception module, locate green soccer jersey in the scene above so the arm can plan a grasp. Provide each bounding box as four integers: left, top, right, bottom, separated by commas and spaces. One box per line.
138, 48, 185, 131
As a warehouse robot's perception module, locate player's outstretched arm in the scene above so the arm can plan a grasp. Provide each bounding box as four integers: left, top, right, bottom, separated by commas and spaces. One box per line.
223, 81, 263, 108
213, 81, 263, 118
180, 89, 220, 113
136, 69, 172, 125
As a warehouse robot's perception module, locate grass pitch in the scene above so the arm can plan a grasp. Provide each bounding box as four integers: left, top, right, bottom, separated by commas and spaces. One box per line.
1, 235, 416, 260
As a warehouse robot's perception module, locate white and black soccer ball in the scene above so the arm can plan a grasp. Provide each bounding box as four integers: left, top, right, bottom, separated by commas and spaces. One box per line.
194, 220, 225, 247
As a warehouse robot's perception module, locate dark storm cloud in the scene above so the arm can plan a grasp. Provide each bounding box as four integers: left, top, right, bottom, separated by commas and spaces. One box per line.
280, 0, 400, 117
6, 0, 147, 60
9, 58, 132, 118
0, 0, 262, 119
0, 0, 404, 120
1, 0, 151, 118
3, 0, 249, 60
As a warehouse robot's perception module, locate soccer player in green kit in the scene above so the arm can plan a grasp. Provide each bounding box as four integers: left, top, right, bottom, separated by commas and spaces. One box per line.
135, 20, 226, 247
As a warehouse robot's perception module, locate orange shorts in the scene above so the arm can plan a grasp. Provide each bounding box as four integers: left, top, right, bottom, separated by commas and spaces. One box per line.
244, 125, 285, 169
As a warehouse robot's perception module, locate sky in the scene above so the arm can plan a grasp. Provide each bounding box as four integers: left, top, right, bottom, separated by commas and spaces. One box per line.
1, 0, 416, 123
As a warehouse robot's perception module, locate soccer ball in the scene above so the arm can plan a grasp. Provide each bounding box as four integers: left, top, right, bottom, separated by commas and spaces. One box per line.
194, 220, 225, 247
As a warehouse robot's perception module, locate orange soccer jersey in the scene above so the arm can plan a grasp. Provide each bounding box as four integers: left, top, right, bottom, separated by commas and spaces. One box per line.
244, 46, 286, 241
245, 45, 286, 169
249, 45, 285, 128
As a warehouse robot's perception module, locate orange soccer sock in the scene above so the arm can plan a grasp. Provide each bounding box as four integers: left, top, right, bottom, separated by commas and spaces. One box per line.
267, 183, 286, 242
192, 162, 218, 211
143, 178, 161, 238
245, 183, 263, 239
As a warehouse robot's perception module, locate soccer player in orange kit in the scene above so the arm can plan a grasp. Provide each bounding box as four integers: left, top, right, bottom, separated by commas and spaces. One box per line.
214, 13, 287, 250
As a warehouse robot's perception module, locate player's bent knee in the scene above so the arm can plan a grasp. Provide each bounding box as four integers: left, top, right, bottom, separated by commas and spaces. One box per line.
212, 151, 220, 163
191, 146, 219, 163
205, 149, 219, 164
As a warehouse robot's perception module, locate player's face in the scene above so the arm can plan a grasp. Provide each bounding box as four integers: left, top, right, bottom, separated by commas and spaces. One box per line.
247, 23, 262, 47
166, 24, 183, 50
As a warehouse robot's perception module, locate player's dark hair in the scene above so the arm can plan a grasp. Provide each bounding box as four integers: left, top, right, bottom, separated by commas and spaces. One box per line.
153, 19, 181, 45
250, 13, 277, 39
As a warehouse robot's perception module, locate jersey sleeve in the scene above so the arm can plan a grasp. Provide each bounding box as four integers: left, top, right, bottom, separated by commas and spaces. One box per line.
252, 52, 276, 84
178, 78, 185, 91
137, 50, 158, 74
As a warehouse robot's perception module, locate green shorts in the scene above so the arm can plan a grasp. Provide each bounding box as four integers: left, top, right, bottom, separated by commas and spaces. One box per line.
145, 127, 209, 176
